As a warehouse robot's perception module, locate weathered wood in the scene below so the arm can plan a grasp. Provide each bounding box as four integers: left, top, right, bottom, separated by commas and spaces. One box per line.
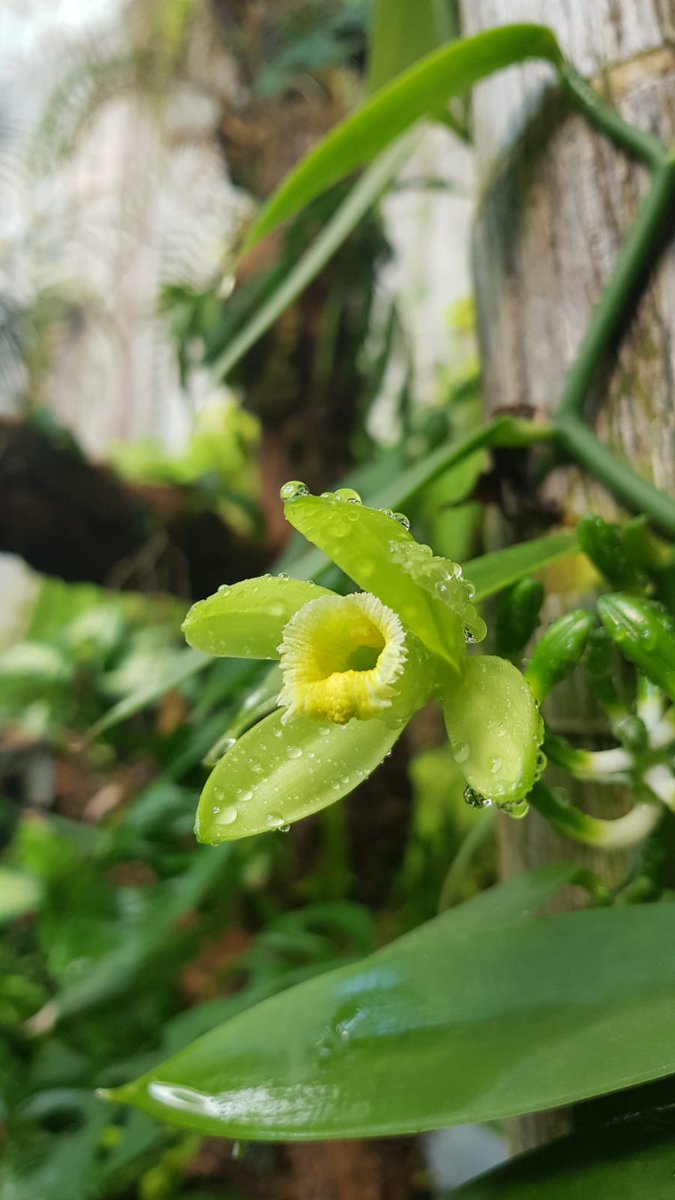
461, 0, 675, 1152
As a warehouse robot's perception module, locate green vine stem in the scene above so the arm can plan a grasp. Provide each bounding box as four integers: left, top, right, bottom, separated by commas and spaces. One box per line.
547, 144, 675, 535
529, 782, 661, 848
556, 416, 675, 536
556, 151, 675, 423
559, 62, 667, 169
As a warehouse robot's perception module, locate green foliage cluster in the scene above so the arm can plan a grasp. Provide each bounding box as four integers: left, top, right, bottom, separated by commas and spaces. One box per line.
4, 3, 675, 1197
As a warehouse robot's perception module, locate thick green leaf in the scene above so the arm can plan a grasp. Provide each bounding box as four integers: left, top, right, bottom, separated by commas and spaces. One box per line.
451, 1119, 675, 1198
182, 576, 332, 659
109, 872, 675, 1141
464, 532, 579, 602
211, 136, 414, 382
195, 708, 403, 842
245, 25, 562, 248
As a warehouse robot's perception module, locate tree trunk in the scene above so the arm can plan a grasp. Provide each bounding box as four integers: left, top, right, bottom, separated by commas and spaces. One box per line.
460, 0, 675, 1153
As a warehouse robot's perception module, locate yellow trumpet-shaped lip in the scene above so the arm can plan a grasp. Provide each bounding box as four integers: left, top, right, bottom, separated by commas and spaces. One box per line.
278, 592, 408, 724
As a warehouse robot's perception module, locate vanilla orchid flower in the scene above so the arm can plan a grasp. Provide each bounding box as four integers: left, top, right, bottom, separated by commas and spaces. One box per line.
182, 484, 544, 842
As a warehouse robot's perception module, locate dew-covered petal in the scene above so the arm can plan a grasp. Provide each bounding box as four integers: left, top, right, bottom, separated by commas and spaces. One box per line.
195, 708, 404, 842
442, 656, 544, 806
182, 576, 333, 659
283, 492, 483, 670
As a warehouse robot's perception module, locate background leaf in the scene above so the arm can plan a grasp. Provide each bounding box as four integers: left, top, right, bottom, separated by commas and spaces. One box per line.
450, 1117, 675, 1198
245, 24, 562, 248
367, 0, 456, 93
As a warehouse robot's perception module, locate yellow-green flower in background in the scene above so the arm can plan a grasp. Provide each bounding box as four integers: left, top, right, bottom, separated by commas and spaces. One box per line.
182, 483, 544, 842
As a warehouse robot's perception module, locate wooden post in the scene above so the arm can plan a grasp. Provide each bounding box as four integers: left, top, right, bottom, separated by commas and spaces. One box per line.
460, 0, 675, 1151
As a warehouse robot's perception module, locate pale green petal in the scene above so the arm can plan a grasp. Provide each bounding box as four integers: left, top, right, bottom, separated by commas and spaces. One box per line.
196, 708, 404, 842
283, 492, 483, 669
182, 576, 332, 659
443, 656, 544, 806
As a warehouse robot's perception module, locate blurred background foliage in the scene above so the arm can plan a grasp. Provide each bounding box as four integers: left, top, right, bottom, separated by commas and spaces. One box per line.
0, 1, 493, 1195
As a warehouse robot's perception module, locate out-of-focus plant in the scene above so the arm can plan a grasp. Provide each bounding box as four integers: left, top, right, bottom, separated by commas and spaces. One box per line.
109, 393, 263, 535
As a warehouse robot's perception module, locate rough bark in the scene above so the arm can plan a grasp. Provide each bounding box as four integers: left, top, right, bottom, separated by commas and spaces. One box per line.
460, 0, 675, 1153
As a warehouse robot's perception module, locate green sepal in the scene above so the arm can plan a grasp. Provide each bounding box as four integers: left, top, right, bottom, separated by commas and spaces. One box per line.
443, 655, 544, 805
195, 708, 404, 842
598, 593, 675, 703
182, 576, 332, 659
283, 492, 484, 669
525, 610, 596, 702
494, 577, 545, 660
578, 515, 642, 591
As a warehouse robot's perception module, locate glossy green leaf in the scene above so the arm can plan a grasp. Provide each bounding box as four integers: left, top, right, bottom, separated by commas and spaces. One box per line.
110, 874, 675, 1140
443, 656, 543, 805
525, 610, 596, 702
211, 136, 414, 382
464, 531, 578, 602
284, 491, 484, 667
182, 576, 332, 659
598, 593, 675, 702
195, 707, 403, 843
451, 1119, 675, 1198
245, 25, 562, 249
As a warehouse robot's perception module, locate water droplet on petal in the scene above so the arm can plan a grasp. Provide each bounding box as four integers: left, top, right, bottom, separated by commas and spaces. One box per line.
280, 480, 309, 501
392, 512, 410, 530
219, 805, 239, 825
288, 745, 303, 759
334, 487, 361, 503
452, 743, 470, 764
500, 798, 530, 820
379, 507, 395, 519
217, 583, 230, 594
265, 811, 285, 829
464, 785, 492, 809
